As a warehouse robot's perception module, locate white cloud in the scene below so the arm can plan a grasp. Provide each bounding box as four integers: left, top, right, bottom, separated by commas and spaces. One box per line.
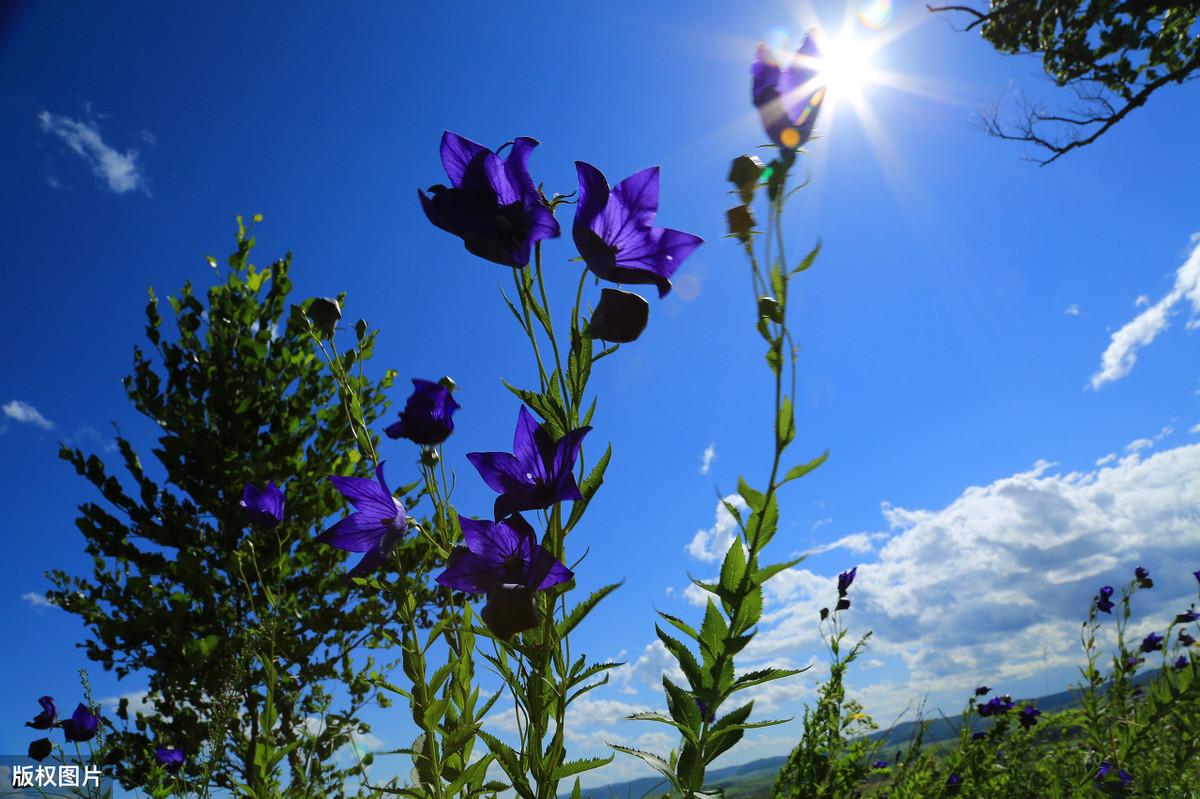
699, 443, 717, 475
1090, 234, 1200, 389
800, 531, 886, 558
3, 399, 54, 429
684, 495, 747, 563
1095, 453, 1117, 466
1064, 304, 1080, 317
98, 689, 156, 718
1191, 423, 1200, 434
38, 110, 148, 195
1136, 294, 1150, 308
21, 592, 53, 608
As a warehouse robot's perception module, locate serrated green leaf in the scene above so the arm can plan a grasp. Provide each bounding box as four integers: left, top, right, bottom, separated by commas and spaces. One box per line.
752, 557, 804, 586
656, 625, 705, 690
737, 476, 765, 512
699, 599, 728, 666
778, 449, 829, 487
558, 581, 622, 637
720, 539, 747, 596
552, 755, 615, 781
776, 395, 794, 448
658, 611, 699, 641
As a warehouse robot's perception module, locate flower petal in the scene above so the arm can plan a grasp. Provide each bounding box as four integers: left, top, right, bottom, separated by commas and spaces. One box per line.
317, 513, 384, 553
439, 131, 489, 188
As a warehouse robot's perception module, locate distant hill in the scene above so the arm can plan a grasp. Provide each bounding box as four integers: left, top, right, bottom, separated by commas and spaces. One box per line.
570, 669, 1162, 798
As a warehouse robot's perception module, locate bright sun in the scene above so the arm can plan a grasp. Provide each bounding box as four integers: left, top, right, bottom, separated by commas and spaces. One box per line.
815, 35, 876, 100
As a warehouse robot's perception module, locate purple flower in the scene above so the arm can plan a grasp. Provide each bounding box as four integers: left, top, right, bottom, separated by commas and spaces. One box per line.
946, 773, 961, 787
385, 379, 461, 446
694, 697, 714, 722
25, 696, 57, 730
1124, 653, 1143, 672
467, 406, 590, 520
155, 746, 185, 774
1181, 631, 1196, 646
871, 761, 889, 769
978, 695, 1014, 717
837, 567, 857, 596
1097, 762, 1133, 785
974, 686, 990, 697
752, 33, 825, 151
28, 738, 52, 762
1175, 606, 1199, 624
1135, 566, 1153, 588
60, 703, 100, 743
1017, 705, 1041, 729
1175, 655, 1190, 671
573, 162, 703, 298
419, 132, 560, 268
1140, 632, 1164, 653
436, 514, 571, 640
971, 731, 987, 741
1096, 585, 1115, 614
587, 288, 650, 344
241, 481, 284, 528
318, 462, 408, 577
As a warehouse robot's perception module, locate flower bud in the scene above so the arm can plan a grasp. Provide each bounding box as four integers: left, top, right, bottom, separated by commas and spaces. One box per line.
587, 288, 650, 344
727, 155, 765, 204
306, 297, 341, 337
757, 296, 783, 323
438, 375, 457, 393
420, 447, 440, 468
727, 205, 755, 243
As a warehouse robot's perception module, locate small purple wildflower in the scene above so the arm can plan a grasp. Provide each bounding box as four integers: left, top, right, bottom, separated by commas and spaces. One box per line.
971, 731, 987, 741
385, 379, 460, 446
974, 686, 990, 697
837, 567, 857, 596
1181, 631, 1196, 646
1097, 761, 1133, 785
419, 132, 560, 268
467, 406, 590, 520
1135, 566, 1153, 588
752, 33, 825, 151
155, 746, 185, 774
1124, 653, 1144, 672
60, 703, 100, 743
318, 462, 408, 577
241, 481, 284, 528
1175, 605, 1200, 624
1017, 705, 1041, 729
946, 773, 961, 787
978, 695, 1014, 717
871, 761, 889, 769
573, 162, 703, 298
436, 514, 572, 639
1096, 585, 1115, 614
1140, 632, 1164, 653
1175, 655, 1190, 671
25, 696, 56, 730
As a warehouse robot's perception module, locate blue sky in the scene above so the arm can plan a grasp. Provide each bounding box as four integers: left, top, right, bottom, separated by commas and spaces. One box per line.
3, 0, 1200, 790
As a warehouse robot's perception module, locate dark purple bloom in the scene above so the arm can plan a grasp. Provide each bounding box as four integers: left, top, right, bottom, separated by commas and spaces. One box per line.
1175, 655, 1190, 671
587, 288, 650, 344
1175, 606, 1199, 624
694, 697, 714, 722
26, 696, 57, 730
573, 161, 703, 298
752, 33, 825, 151
1124, 654, 1143, 672
436, 514, 572, 639
1181, 631, 1196, 646
971, 731, 987, 741
1140, 632, 1164, 653
837, 567, 857, 596
1097, 762, 1133, 785
978, 695, 1014, 717
974, 686, 990, 697
946, 773, 961, 787
28, 738, 52, 762
1017, 705, 1041, 729
241, 481, 284, 528
60, 703, 100, 743
467, 406, 590, 520
1096, 585, 1115, 614
385, 378, 461, 445
318, 462, 408, 577
155, 746, 185, 774
1135, 566, 1152, 588
871, 761, 888, 769
419, 131, 560, 268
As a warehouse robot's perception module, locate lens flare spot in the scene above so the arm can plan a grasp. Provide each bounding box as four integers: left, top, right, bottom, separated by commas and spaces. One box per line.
673, 273, 702, 302
780, 127, 800, 149
857, 0, 893, 29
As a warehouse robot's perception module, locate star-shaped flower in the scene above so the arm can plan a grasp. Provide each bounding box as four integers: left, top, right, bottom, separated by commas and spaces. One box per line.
752, 32, 825, 151
467, 406, 590, 520
419, 131, 559, 268
573, 161, 703, 298
155, 746, 185, 775
318, 462, 408, 577
60, 703, 100, 743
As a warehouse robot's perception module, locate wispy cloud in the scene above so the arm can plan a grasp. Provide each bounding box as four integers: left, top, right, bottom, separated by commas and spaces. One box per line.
38, 110, 148, 195
1064, 304, 1080, 317
698, 443, 717, 475
21, 592, 53, 609
684, 495, 746, 563
800, 531, 887, 558
1090, 234, 1200, 389
3, 399, 54, 430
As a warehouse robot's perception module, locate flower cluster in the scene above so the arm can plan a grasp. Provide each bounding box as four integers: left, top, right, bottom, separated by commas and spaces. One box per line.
23, 697, 101, 762
976, 694, 1014, 718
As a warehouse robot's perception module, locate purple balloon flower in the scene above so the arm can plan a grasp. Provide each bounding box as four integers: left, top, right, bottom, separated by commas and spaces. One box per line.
1140, 632, 1164, 653
974, 686, 990, 697
28, 738, 52, 762
1097, 761, 1133, 785
1017, 705, 1041, 729
385, 378, 461, 446
978, 695, 1014, 718
1096, 585, 1115, 614
573, 161, 703, 298
587, 288, 650, 344
1181, 631, 1196, 646
25, 696, 57, 730
241, 481, 284, 528
752, 33, 825, 151
837, 567, 857, 596
317, 462, 408, 577
437, 514, 572, 639
155, 746, 185, 774
419, 131, 559, 268
60, 703, 100, 743
466, 406, 590, 520
1135, 565, 1153, 588
1175, 605, 1199, 624
1175, 655, 1190, 671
